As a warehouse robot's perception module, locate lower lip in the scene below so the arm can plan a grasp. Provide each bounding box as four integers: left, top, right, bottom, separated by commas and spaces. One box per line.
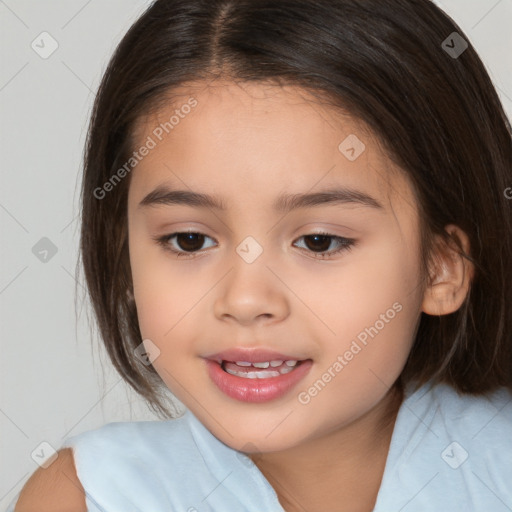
205, 359, 313, 403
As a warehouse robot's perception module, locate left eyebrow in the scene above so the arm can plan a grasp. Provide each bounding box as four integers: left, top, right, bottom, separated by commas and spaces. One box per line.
138, 185, 384, 212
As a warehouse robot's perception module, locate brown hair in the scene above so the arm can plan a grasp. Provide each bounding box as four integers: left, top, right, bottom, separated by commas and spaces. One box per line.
79, 0, 512, 418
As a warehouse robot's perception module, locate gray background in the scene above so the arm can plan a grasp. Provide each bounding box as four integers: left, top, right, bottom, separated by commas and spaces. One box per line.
1, 0, 511, 508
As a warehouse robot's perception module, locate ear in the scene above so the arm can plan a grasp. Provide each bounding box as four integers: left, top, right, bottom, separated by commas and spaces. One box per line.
421, 224, 474, 316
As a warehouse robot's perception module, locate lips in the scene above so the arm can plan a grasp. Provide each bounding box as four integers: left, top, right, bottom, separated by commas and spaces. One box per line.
204, 348, 313, 403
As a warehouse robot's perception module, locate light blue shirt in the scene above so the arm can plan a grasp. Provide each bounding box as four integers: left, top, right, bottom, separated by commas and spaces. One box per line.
6, 380, 512, 511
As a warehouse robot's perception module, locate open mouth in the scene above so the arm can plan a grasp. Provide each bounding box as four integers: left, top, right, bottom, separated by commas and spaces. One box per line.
206, 355, 313, 403
221, 359, 304, 378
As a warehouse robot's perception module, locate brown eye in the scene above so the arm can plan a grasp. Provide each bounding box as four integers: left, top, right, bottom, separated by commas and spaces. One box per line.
293, 232, 356, 259
156, 232, 216, 257
175, 232, 206, 252
302, 234, 332, 252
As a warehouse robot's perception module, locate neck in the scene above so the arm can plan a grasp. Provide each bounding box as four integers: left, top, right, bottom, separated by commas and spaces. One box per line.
252, 383, 404, 512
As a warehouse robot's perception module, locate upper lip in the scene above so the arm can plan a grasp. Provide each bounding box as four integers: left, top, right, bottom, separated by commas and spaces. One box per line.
206, 348, 307, 364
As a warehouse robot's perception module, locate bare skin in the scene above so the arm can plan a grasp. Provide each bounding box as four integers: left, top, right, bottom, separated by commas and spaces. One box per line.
252, 384, 403, 511
126, 79, 473, 511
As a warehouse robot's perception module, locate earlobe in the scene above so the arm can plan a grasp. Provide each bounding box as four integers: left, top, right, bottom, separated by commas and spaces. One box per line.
421, 224, 474, 316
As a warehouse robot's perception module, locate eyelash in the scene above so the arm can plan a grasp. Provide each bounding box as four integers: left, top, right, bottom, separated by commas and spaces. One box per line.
154, 230, 356, 260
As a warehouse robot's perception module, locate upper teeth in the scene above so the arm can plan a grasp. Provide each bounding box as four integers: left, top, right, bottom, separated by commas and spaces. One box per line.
235, 360, 297, 368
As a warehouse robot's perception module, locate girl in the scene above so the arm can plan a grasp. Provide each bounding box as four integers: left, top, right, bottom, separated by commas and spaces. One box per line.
10, 0, 512, 510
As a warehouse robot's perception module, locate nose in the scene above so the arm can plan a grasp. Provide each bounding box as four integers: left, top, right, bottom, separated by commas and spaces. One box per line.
213, 255, 290, 327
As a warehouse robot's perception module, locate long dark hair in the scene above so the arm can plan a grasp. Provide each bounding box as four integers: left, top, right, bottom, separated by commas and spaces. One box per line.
79, 0, 512, 418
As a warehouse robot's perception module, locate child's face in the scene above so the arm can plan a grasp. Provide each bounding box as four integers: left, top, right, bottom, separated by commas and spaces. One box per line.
127, 80, 426, 451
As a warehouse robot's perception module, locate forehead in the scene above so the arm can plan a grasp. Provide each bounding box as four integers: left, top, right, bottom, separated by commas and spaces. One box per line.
129, 80, 416, 215
133, 80, 370, 152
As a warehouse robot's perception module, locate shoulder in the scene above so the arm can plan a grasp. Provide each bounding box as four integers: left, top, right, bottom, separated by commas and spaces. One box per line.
403, 381, 512, 451
13, 415, 194, 511
403, 380, 512, 425
15, 448, 86, 512
375, 383, 512, 510
429, 383, 512, 439
62, 414, 192, 456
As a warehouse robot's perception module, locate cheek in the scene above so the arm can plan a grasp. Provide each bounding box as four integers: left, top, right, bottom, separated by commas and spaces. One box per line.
129, 233, 194, 341
306, 232, 422, 347
310, 233, 423, 390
